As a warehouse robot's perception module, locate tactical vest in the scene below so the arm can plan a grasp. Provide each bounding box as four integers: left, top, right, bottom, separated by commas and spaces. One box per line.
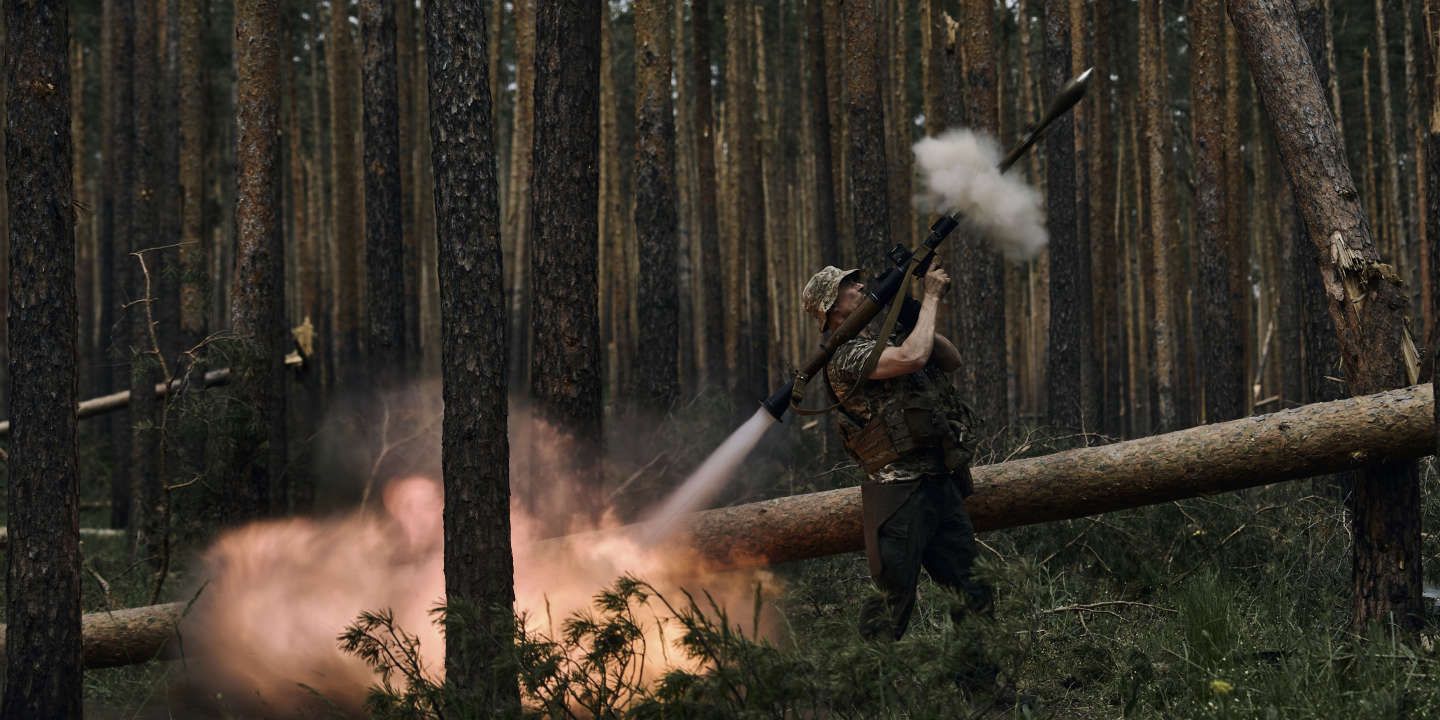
824, 361, 978, 480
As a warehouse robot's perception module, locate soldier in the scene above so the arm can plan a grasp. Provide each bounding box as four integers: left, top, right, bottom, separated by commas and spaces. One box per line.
802, 263, 992, 642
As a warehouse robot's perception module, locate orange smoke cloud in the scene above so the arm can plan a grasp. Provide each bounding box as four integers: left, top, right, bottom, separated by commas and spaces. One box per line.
176, 405, 780, 717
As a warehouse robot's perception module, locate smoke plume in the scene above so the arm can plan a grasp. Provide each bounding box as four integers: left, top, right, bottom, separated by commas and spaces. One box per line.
913, 128, 1048, 261
174, 387, 781, 717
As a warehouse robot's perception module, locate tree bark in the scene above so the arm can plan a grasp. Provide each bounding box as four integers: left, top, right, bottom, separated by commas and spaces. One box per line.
225, 0, 287, 522
1376, 0, 1406, 274
64, 383, 1440, 672
3, 1, 83, 713
129, 0, 163, 563
425, 0, 517, 710
807, 0, 839, 267
1194, 0, 1242, 423
1141, 0, 1177, 432
690, 0, 724, 389
101, 0, 135, 530
955, 0, 1007, 430
1045, 0, 1084, 432
504, 0, 535, 392
842, 0, 891, 275
178, 0, 206, 352
633, 0, 680, 412
530, 0, 603, 499
361, 0, 406, 383
1296, 0, 1344, 407
1229, 0, 1424, 631
723, 0, 768, 398
1091, 0, 1123, 436
328, 0, 362, 380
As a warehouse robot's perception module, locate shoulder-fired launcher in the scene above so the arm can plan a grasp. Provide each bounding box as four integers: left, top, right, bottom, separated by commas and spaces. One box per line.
763, 68, 1093, 421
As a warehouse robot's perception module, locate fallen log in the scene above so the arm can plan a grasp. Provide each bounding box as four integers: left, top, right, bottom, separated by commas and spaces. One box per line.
0, 527, 124, 550
37, 384, 1436, 669
679, 383, 1434, 566
0, 602, 186, 670
0, 369, 231, 437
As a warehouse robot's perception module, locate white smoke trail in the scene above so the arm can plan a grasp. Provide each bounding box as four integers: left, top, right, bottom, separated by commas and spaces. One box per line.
912, 128, 1048, 262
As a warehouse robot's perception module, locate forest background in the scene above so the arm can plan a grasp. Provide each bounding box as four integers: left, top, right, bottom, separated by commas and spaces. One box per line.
6, 0, 1440, 716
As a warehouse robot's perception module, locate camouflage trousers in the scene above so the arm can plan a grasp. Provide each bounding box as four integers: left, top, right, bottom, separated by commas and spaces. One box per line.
858, 473, 993, 641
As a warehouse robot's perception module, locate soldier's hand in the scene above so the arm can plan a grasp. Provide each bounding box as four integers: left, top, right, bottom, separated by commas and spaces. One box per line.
923, 260, 951, 298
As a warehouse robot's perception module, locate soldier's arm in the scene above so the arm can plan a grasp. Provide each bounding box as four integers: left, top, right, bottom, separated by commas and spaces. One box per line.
870, 292, 942, 379
930, 333, 961, 372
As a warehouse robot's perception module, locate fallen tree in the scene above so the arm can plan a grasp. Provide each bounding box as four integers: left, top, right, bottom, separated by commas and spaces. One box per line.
0, 369, 230, 438
33, 384, 1436, 669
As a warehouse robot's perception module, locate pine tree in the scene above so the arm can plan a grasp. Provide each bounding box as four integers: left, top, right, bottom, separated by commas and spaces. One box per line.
3, 1, 84, 714
425, 0, 517, 709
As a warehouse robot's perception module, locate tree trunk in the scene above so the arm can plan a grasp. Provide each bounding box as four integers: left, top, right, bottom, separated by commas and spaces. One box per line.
690, 0, 724, 389
842, 0, 891, 275
1296, 0, 1344, 407
129, 0, 163, 564
1229, 0, 1425, 631
633, 0, 680, 412
1140, 0, 1177, 432
225, 0, 287, 522
1376, 0, 1406, 275
328, 0, 362, 380
1045, 0, 1084, 432
806, 0, 840, 270
425, 0, 517, 710
1091, 0, 1123, 435
722, 0, 768, 399
0, 602, 185, 671
60, 383, 1440, 672
955, 0, 1007, 430
178, 0, 206, 353
1194, 0, 1241, 423
504, 0, 535, 392
530, 0, 603, 500
3, 1, 83, 713
101, 0, 134, 531
361, 0, 406, 382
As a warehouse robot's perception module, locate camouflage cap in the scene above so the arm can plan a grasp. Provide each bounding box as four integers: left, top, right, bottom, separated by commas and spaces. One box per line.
802, 266, 862, 332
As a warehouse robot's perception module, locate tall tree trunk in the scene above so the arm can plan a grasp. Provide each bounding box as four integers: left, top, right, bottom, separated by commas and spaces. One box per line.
956, 0, 1007, 429
1428, 0, 1440, 486
361, 0, 406, 382
225, 0, 287, 522
425, 0, 517, 709
129, 0, 163, 563
101, 0, 134, 530
71, 44, 92, 393
1230, 0, 1424, 631
530, 0, 603, 499
633, 0, 680, 412
1363, 48, 1379, 244
504, 0, 535, 392
3, 1, 83, 714
724, 0, 767, 398
883, 0, 911, 253
1195, 0, 1242, 423
1224, 12, 1252, 415
806, 0, 839, 267
1296, 0, 1344, 407
842, 0, 891, 275
1376, 0, 1406, 273
690, 0, 724, 389
1091, 0, 1123, 435
328, 0, 362, 380
1141, 0, 1177, 432
1045, 0, 1083, 432
179, 0, 207, 354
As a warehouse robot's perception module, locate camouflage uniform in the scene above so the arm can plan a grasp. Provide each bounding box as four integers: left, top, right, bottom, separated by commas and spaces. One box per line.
803, 266, 992, 641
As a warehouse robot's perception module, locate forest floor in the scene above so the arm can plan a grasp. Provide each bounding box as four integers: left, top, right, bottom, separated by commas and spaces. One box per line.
6, 401, 1440, 718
